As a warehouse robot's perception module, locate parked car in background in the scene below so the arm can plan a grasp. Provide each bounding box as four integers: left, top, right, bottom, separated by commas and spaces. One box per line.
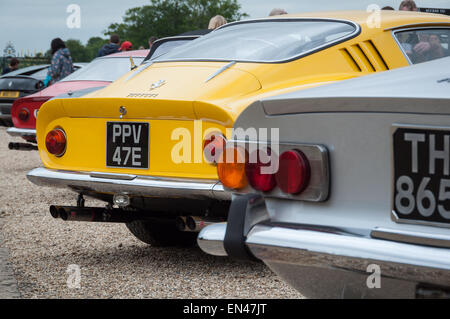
198, 56, 450, 299
27, 11, 450, 248
7, 50, 149, 150
144, 34, 205, 62
0, 63, 85, 126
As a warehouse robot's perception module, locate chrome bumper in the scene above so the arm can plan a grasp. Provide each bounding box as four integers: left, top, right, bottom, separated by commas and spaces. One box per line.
6, 127, 36, 137
245, 225, 450, 284
27, 167, 230, 201
198, 222, 450, 297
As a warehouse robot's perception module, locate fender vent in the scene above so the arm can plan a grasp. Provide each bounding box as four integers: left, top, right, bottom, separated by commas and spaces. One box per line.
340, 48, 361, 72
361, 40, 389, 71
340, 40, 389, 72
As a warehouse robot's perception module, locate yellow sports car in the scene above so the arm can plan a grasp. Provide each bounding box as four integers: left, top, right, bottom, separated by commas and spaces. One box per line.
27, 11, 450, 246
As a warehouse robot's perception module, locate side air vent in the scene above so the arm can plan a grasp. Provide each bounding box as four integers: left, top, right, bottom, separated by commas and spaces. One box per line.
340, 48, 362, 72
350, 44, 376, 72
340, 40, 390, 73
361, 40, 390, 71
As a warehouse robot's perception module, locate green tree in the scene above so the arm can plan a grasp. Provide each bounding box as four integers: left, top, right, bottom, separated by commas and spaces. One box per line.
66, 39, 89, 62
105, 0, 247, 48
85, 36, 108, 60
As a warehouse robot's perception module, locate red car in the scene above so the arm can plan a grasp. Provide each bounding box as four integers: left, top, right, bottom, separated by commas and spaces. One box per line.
7, 50, 148, 150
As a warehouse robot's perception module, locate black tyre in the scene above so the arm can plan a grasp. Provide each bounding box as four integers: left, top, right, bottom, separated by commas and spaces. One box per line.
126, 219, 197, 247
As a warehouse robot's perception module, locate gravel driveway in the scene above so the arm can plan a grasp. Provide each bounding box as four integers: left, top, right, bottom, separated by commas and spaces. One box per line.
0, 127, 302, 299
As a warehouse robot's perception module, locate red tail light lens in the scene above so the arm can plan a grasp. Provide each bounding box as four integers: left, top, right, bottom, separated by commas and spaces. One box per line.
18, 108, 29, 122
45, 129, 66, 157
203, 133, 226, 164
245, 148, 277, 192
11, 97, 49, 129
275, 150, 310, 194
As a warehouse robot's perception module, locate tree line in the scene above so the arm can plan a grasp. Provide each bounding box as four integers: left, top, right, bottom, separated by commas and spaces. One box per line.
61, 0, 247, 62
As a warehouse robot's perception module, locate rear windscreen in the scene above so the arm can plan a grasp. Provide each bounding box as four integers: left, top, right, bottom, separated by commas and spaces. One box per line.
154, 20, 357, 63
61, 57, 144, 82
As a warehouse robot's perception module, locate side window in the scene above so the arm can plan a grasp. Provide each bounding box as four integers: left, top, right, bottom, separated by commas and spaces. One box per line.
395, 28, 449, 64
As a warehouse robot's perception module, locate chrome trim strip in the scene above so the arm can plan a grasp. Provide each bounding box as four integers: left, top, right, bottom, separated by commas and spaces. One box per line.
391, 29, 413, 65
371, 227, 450, 248
125, 62, 153, 82
246, 225, 450, 286
391, 210, 450, 229
6, 127, 36, 137
205, 61, 236, 83
89, 172, 136, 180
197, 223, 228, 256
385, 22, 450, 31
263, 97, 450, 116
26, 167, 231, 201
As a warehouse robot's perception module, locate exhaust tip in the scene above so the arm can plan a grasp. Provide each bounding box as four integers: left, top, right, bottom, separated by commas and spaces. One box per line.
49, 205, 59, 219
58, 208, 68, 221
175, 217, 186, 231
8, 143, 16, 150
186, 216, 196, 231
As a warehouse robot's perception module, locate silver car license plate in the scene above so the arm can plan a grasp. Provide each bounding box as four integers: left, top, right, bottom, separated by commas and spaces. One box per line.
393, 125, 450, 227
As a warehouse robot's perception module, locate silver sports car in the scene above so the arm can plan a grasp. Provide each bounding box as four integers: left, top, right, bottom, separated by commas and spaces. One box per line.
198, 56, 450, 299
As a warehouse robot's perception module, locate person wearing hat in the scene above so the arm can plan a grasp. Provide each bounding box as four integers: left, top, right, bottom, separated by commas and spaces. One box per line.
120, 41, 133, 52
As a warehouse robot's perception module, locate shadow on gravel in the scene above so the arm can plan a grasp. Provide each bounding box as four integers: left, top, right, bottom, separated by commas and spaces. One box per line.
41, 243, 266, 277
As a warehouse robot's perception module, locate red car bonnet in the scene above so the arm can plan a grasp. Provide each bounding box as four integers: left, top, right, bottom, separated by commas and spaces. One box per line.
11, 50, 149, 129
11, 80, 109, 129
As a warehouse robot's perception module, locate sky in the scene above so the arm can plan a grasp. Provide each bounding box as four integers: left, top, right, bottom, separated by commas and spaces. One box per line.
1, 0, 450, 54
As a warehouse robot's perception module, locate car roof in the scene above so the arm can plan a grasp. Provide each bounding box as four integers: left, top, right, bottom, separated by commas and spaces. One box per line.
0, 64, 49, 77
224, 10, 450, 30
103, 49, 149, 58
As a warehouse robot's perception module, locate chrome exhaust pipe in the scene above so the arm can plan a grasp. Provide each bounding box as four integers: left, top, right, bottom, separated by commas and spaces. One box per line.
175, 216, 187, 231
185, 216, 223, 232
49, 205, 151, 223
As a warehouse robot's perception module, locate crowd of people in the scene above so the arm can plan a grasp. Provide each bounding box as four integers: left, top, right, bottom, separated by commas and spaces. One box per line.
2, 2, 447, 82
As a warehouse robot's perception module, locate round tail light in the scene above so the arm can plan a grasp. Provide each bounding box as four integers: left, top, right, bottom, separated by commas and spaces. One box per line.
45, 128, 67, 157
18, 108, 29, 122
275, 150, 310, 194
203, 133, 226, 164
217, 146, 247, 189
245, 148, 277, 192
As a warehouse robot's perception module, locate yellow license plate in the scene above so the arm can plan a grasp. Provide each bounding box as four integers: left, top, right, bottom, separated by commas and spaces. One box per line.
0, 91, 19, 98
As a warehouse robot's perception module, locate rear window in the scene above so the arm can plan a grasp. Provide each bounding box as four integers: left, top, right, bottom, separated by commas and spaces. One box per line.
147, 39, 194, 61
395, 28, 450, 64
61, 57, 144, 82
154, 19, 358, 63
30, 68, 51, 80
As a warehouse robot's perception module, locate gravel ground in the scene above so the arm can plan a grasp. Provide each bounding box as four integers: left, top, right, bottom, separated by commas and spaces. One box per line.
0, 127, 303, 299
